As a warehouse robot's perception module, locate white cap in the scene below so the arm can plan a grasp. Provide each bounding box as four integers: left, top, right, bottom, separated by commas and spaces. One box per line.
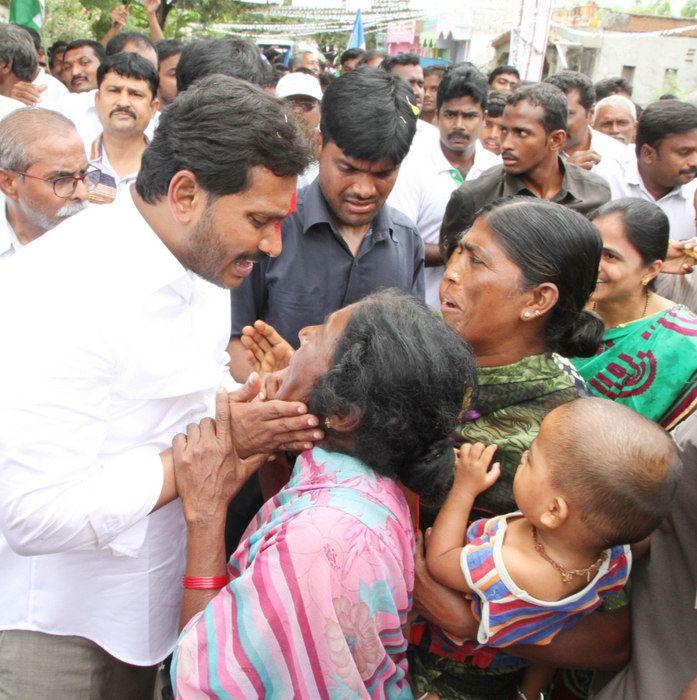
276, 72, 323, 102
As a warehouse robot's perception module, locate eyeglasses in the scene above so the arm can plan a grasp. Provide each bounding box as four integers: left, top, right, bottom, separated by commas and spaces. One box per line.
12, 167, 102, 198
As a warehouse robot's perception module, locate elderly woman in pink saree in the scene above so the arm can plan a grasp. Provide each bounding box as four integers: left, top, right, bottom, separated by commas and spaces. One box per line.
170, 290, 476, 698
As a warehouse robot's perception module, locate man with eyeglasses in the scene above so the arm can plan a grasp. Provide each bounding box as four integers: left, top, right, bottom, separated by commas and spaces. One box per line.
0, 108, 95, 267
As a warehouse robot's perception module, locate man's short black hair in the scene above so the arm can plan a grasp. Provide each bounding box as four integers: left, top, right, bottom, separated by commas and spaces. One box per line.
340, 48, 365, 66
356, 49, 384, 66
319, 71, 334, 90
136, 75, 311, 203
636, 99, 697, 154
381, 52, 420, 73
156, 39, 183, 62
594, 76, 633, 100
488, 64, 520, 85
486, 90, 508, 118
106, 32, 156, 57
320, 67, 417, 167
423, 65, 445, 79
544, 70, 595, 111
15, 25, 41, 53
97, 52, 159, 97
261, 62, 281, 89
436, 64, 488, 112
176, 37, 265, 92
48, 40, 67, 61
64, 39, 107, 64
507, 83, 568, 133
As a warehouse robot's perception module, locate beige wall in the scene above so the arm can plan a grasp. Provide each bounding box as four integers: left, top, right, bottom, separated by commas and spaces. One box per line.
593, 34, 697, 106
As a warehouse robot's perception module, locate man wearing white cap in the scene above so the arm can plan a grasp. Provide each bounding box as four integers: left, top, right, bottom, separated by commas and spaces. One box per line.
276, 71, 322, 188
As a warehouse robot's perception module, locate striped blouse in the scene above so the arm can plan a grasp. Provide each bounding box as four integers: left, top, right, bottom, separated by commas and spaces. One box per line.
171, 447, 415, 699
462, 513, 631, 648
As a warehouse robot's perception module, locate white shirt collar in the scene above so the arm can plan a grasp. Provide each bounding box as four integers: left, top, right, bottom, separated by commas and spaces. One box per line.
625, 154, 689, 201
0, 197, 22, 257
118, 188, 192, 300
431, 138, 499, 177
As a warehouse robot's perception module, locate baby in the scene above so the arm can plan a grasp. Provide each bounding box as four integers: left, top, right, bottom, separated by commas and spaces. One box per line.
426, 397, 681, 700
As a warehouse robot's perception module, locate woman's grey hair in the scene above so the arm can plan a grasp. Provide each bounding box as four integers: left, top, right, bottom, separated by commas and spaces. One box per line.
0, 108, 78, 172
0, 24, 38, 82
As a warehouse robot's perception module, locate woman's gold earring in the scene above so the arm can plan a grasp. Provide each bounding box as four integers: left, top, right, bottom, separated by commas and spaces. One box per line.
641, 278, 650, 286
324, 418, 332, 429
523, 312, 531, 319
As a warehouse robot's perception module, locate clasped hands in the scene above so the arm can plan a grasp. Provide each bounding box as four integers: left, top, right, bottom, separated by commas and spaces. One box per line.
171, 368, 321, 524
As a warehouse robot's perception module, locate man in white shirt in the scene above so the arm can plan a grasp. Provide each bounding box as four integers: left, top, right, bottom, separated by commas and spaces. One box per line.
62, 39, 106, 94
594, 94, 637, 147
388, 65, 500, 308
544, 70, 629, 181
0, 75, 317, 698
602, 99, 697, 312
89, 53, 159, 203
602, 99, 697, 241
0, 25, 41, 115
0, 108, 94, 267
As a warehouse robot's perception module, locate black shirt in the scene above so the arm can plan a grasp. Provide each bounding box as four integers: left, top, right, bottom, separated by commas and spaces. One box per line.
440, 159, 611, 253
230, 179, 425, 348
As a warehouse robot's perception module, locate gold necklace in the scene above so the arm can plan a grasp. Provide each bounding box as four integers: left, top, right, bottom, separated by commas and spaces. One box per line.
531, 527, 607, 583
592, 289, 652, 325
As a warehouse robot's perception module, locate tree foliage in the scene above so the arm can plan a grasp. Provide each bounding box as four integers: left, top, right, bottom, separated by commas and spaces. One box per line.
628, 0, 673, 16
681, 0, 697, 18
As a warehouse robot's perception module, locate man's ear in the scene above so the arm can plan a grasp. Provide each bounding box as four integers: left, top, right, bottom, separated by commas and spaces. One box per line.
167, 169, 204, 225
548, 128, 568, 153
640, 143, 657, 165
0, 168, 20, 200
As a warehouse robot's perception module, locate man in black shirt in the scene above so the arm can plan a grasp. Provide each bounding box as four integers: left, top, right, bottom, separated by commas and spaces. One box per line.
441, 83, 610, 257
228, 67, 424, 380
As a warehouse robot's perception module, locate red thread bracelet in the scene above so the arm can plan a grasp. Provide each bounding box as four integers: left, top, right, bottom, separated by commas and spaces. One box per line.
182, 575, 230, 590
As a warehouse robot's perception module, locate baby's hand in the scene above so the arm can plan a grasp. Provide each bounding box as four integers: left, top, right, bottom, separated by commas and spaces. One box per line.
454, 443, 500, 497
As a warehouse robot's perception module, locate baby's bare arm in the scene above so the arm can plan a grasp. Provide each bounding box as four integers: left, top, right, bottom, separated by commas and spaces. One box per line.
426, 443, 500, 592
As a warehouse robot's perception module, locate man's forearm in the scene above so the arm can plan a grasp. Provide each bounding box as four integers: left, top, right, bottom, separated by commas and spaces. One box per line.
101, 24, 120, 47
147, 11, 165, 41
152, 448, 177, 512
507, 606, 630, 672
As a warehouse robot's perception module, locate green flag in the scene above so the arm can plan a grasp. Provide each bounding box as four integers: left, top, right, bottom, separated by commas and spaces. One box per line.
9, 0, 44, 32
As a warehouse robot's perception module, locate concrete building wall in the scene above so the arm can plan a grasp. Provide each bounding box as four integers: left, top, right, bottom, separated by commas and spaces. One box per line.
594, 34, 697, 106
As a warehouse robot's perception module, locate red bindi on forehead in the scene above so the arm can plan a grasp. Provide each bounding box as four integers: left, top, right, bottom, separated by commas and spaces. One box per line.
275, 190, 298, 233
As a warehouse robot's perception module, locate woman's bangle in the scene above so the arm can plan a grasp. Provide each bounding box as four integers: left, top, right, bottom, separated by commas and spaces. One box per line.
181, 575, 230, 590
516, 689, 544, 700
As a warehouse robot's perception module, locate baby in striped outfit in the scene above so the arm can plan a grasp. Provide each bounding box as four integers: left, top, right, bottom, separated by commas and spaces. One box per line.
426, 397, 681, 700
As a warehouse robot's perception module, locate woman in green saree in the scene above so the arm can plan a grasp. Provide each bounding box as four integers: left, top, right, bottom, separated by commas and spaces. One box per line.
573, 198, 697, 430
239, 198, 631, 699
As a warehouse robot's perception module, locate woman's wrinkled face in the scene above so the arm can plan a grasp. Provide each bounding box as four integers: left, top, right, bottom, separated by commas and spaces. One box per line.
276, 305, 354, 402
439, 219, 528, 351
592, 214, 655, 304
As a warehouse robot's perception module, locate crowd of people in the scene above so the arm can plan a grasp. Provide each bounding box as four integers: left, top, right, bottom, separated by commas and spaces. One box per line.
0, 14, 696, 700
